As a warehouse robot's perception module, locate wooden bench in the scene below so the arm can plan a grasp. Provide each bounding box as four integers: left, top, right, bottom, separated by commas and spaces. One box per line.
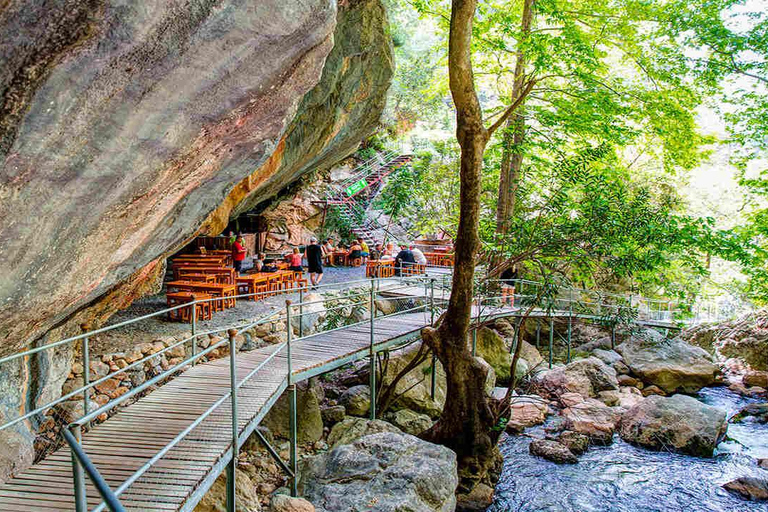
167, 291, 213, 322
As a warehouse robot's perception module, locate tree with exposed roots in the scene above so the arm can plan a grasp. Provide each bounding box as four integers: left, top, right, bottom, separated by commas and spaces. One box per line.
419, 0, 535, 491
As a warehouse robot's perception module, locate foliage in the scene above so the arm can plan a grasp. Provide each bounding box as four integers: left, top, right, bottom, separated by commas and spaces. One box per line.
320, 288, 370, 331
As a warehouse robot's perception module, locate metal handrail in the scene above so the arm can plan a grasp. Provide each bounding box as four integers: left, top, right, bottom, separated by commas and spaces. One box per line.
62, 427, 126, 512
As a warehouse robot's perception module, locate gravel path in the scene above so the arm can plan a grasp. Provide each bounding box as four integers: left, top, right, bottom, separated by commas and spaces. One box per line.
91, 266, 368, 355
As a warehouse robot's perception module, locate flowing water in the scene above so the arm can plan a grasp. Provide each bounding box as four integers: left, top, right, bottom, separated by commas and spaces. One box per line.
489, 387, 768, 512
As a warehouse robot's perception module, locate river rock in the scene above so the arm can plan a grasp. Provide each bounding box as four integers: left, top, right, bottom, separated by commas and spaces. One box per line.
562, 398, 621, 445
617, 374, 640, 387
339, 385, 370, 417
528, 439, 578, 464
758, 458, 768, 469
196, 469, 261, 511
327, 418, 400, 448
616, 330, 719, 393
298, 432, 458, 511
616, 386, 644, 409
559, 392, 585, 408
518, 340, 545, 370
597, 390, 621, 407
557, 431, 590, 455
744, 371, 768, 389
456, 483, 495, 512
619, 394, 728, 457
271, 494, 316, 512
641, 385, 666, 397
476, 327, 513, 384
290, 293, 326, 336
384, 409, 433, 436
723, 476, 768, 501
732, 403, 768, 423
593, 349, 623, 367
261, 382, 323, 444
505, 395, 549, 433
532, 357, 618, 400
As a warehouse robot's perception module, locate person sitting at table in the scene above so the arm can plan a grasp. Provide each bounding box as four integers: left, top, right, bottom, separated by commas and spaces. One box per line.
287, 247, 303, 272
370, 242, 383, 261
383, 242, 399, 260
357, 237, 370, 263
410, 243, 427, 266
395, 244, 416, 276
232, 236, 247, 275
348, 241, 363, 267
323, 238, 336, 266
252, 252, 265, 272
261, 256, 279, 273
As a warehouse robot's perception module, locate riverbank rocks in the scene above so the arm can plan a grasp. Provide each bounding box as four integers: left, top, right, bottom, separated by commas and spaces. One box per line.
529, 439, 578, 464
557, 431, 590, 455
195, 469, 262, 512
532, 357, 618, 400
298, 432, 458, 511
732, 403, 768, 423
320, 405, 345, 427
562, 398, 621, 445
744, 371, 768, 389
339, 385, 370, 417
384, 409, 433, 435
381, 344, 446, 418
290, 293, 326, 335
262, 383, 323, 444
505, 395, 549, 433
271, 494, 316, 512
619, 394, 728, 457
327, 418, 400, 448
616, 330, 719, 393
723, 476, 768, 501
476, 328, 513, 384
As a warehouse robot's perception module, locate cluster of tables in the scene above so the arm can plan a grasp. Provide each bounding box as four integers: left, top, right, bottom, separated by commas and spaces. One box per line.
166, 251, 306, 323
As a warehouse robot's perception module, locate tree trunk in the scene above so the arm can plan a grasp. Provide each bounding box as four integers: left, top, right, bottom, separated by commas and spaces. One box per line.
420, 0, 496, 492
495, 0, 535, 238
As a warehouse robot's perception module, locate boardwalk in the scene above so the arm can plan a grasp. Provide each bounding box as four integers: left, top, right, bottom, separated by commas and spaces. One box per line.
0, 310, 432, 511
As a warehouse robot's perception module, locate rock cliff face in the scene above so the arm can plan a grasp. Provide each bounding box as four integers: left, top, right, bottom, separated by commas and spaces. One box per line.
0, 0, 392, 353
0, 0, 393, 479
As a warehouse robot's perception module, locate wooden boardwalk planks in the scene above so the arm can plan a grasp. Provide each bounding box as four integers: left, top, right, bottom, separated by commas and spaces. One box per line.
0, 312, 428, 512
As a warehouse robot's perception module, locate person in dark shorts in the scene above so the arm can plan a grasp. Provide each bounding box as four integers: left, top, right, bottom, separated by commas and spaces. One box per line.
304, 237, 324, 288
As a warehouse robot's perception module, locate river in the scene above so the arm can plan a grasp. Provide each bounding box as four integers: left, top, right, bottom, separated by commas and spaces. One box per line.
489, 387, 768, 511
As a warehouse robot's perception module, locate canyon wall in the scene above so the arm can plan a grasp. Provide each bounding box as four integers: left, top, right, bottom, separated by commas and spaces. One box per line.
0, 0, 393, 479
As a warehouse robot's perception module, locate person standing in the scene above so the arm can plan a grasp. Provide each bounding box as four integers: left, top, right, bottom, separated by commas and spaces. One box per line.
305, 237, 324, 288
232, 236, 247, 274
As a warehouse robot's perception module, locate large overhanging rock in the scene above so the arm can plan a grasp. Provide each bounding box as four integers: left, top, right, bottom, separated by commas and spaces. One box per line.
616, 330, 719, 393
532, 356, 619, 401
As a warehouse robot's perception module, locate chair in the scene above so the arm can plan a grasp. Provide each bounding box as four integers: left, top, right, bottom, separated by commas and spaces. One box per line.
293, 271, 308, 290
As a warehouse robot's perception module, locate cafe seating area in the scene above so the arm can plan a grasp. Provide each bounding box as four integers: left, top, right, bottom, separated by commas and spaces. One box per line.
166, 249, 306, 323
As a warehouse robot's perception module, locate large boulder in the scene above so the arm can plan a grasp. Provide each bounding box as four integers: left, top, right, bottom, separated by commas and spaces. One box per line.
299, 432, 458, 512
327, 417, 400, 448
619, 394, 728, 457
290, 293, 326, 335
562, 398, 622, 445
744, 371, 768, 389
475, 327, 512, 384
339, 385, 370, 417
261, 382, 323, 444
380, 344, 446, 418
532, 357, 618, 400
616, 330, 719, 393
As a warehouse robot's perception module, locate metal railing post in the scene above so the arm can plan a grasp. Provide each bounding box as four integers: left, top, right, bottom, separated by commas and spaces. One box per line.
69, 424, 87, 512
566, 315, 572, 364
286, 301, 298, 497
298, 287, 304, 338
369, 282, 376, 420
548, 318, 554, 369
430, 277, 437, 400
226, 329, 238, 512
191, 303, 197, 366
611, 323, 616, 350
81, 336, 90, 427
535, 320, 541, 348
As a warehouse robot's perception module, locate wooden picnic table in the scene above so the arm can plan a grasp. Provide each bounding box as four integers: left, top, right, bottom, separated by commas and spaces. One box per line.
167, 291, 213, 322
332, 250, 348, 266
180, 273, 216, 283
236, 275, 270, 299
424, 252, 454, 267
166, 281, 237, 311
173, 266, 236, 284
172, 255, 228, 266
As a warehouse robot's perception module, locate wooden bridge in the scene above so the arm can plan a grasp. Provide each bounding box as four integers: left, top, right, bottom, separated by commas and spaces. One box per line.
0, 275, 684, 511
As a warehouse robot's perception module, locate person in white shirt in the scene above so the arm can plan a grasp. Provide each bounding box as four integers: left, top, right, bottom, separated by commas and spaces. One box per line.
410, 244, 427, 265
